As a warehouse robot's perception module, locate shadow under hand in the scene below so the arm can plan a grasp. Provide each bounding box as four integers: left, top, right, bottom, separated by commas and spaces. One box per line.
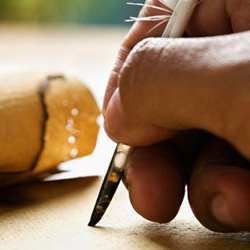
141, 221, 250, 250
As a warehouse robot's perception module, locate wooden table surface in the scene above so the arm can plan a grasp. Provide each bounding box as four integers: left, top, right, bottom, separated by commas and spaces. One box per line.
0, 25, 250, 250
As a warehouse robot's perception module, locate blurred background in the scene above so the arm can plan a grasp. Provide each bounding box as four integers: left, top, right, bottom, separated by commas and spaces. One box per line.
0, 1, 142, 185
0, 0, 143, 106
0, 0, 140, 25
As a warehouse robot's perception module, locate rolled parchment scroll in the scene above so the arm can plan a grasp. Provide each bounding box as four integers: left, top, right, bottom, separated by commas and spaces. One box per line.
0, 74, 100, 188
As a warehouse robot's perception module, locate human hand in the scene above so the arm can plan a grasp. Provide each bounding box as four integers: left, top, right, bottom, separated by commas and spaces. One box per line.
103, 0, 250, 232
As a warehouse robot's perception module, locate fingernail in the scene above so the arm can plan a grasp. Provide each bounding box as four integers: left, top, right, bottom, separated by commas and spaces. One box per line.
102, 47, 129, 113
102, 73, 118, 114
104, 89, 125, 141
104, 91, 118, 132
211, 195, 234, 227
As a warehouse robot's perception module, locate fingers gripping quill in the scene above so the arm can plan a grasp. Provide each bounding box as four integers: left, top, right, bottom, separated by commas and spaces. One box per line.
103, 0, 201, 112
91, 0, 200, 227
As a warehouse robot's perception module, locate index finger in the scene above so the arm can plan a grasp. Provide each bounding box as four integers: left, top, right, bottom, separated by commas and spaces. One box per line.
123, 0, 177, 50
103, 0, 237, 112
103, 0, 175, 111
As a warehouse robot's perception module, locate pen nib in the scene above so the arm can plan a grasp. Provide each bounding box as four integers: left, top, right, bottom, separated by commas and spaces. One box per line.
88, 144, 131, 226
88, 209, 103, 227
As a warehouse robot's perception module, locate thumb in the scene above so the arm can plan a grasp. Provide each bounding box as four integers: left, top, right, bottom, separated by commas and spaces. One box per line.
104, 32, 250, 158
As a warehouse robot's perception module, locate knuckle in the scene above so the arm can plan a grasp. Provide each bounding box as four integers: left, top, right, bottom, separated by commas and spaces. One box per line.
122, 37, 154, 74
120, 37, 168, 84
118, 37, 174, 121
118, 38, 156, 114
104, 91, 131, 143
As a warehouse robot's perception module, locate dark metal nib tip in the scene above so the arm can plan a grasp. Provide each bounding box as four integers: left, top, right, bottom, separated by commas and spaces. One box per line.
88, 214, 101, 227
88, 219, 97, 227
88, 221, 95, 227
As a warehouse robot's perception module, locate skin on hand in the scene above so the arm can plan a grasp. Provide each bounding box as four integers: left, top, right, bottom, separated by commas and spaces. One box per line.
103, 0, 250, 233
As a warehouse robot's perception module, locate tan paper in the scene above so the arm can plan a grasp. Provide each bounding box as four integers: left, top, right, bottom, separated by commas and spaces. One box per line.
0, 177, 249, 250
